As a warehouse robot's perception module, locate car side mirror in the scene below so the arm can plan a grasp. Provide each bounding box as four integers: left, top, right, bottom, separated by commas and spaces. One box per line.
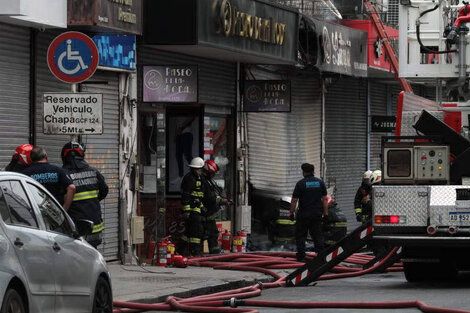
75, 219, 94, 238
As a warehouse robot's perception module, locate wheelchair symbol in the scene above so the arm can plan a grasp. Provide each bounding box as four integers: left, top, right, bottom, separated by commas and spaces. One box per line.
57, 39, 89, 75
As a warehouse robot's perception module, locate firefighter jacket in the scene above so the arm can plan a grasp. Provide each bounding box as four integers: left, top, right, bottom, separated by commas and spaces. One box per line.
354, 183, 372, 219
203, 176, 224, 218
63, 160, 108, 234
181, 171, 213, 216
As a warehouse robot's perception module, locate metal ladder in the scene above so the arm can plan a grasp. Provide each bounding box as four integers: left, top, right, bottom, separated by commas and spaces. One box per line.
286, 221, 401, 287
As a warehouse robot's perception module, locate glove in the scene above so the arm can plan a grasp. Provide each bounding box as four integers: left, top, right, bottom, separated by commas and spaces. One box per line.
356, 214, 362, 222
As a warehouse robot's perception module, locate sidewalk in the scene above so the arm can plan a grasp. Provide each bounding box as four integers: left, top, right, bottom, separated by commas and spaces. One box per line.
109, 263, 272, 303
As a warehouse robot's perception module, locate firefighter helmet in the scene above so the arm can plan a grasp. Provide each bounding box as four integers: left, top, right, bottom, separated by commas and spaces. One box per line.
189, 157, 204, 168
204, 160, 218, 174
370, 170, 382, 185
363, 170, 373, 185
61, 142, 85, 161
14, 144, 33, 166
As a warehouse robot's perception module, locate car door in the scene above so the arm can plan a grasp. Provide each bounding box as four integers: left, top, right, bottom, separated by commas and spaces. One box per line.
0, 179, 56, 312
26, 182, 94, 313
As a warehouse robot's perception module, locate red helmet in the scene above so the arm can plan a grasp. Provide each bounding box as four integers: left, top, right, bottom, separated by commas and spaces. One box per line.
14, 144, 33, 166
61, 142, 85, 161
204, 160, 218, 174
326, 195, 334, 205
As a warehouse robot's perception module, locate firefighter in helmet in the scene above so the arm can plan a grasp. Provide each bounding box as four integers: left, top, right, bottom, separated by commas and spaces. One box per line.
354, 170, 381, 223
61, 142, 109, 248
5, 144, 33, 172
178, 157, 211, 257
202, 159, 231, 254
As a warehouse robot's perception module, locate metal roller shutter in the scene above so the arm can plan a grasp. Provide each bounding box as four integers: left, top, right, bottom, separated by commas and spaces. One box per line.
81, 71, 120, 261
325, 77, 367, 231
248, 69, 322, 196
36, 31, 120, 260
0, 23, 30, 168
369, 81, 388, 171
138, 47, 236, 107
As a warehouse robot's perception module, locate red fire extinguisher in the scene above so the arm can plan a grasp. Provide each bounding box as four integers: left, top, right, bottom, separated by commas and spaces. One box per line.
232, 235, 242, 253
221, 230, 231, 252
156, 241, 168, 267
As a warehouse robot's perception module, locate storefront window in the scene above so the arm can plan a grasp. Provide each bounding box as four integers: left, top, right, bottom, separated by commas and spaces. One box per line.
203, 115, 233, 221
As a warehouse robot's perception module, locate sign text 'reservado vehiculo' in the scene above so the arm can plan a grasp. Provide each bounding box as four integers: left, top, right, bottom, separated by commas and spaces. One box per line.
215, 0, 287, 45
43, 93, 103, 135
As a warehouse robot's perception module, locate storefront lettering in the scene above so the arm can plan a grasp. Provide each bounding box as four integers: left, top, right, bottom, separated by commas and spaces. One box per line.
109, 0, 132, 6
118, 7, 137, 24
322, 26, 352, 68
143, 66, 198, 102
216, 0, 287, 46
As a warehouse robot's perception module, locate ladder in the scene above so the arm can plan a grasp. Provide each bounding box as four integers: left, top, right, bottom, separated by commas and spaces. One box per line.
286, 221, 402, 287
363, 1, 413, 93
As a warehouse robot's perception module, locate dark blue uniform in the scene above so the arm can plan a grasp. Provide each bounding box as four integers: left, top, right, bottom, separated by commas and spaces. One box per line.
292, 175, 327, 259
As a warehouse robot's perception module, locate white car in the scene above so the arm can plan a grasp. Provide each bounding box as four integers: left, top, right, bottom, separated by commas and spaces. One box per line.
0, 172, 112, 313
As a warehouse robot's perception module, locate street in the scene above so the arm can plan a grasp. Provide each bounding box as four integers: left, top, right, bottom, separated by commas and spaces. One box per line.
145, 271, 470, 313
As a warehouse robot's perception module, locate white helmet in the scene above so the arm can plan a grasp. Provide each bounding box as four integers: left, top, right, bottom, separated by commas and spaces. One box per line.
363, 170, 373, 180
189, 157, 205, 168
370, 170, 382, 185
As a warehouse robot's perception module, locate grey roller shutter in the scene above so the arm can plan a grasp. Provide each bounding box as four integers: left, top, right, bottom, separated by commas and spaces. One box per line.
247, 70, 322, 197
0, 23, 30, 168
369, 81, 388, 171
36, 31, 120, 260
325, 77, 367, 231
138, 47, 236, 107
81, 71, 120, 261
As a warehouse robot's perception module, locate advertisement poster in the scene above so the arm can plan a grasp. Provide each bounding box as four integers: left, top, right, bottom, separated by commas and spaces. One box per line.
167, 113, 200, 193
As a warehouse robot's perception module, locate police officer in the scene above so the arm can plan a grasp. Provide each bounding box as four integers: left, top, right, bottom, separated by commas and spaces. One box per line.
354, 170, 381, 222
22, 146, 76, 210
178, 157, 210, 257
61, 142, 108, 248
289, 163, 328, 262
5, 144, 33, 172
202, 160, 230, 254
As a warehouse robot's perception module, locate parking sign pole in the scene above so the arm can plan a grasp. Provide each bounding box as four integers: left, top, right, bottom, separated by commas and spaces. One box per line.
70, 83, 78, 142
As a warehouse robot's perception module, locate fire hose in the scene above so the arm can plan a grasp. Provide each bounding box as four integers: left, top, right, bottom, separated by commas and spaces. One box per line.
113, 249, 469, 313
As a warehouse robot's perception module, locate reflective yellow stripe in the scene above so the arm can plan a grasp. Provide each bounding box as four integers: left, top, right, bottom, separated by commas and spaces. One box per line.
275, 219, 296, 225
190, 191, 204, 197
182, 205, 191, 211
180, 235, 189, 242
333, 222, 347, 227
196, 181, 201, 187
189, 237, 200, 244
355, 208, 362, 214
191, 207, 201, 214
183, 206, 201, 214
73, 190, 99, 201
92, 222, 104, 233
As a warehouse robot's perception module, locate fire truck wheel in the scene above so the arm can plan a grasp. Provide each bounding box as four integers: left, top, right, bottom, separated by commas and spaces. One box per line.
403, 262, 428, 282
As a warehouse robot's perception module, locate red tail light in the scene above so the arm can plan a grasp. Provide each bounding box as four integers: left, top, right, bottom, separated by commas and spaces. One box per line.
375, 215, 405, 224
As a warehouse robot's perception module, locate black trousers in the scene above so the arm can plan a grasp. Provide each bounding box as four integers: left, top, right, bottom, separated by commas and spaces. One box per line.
177, 212, 203, 256
295, 216, 325, 259
203, 218, 220, 254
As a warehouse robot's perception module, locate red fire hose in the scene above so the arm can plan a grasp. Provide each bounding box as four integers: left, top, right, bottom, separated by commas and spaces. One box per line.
113, 250, 467, 313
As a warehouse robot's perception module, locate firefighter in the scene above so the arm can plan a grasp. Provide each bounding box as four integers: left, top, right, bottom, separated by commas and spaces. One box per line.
178, 157, 210, 257
271, 196, 296, 246
22, 146, 76, 210
322, 195, 347, 247
5, 144, 33, 172
354, 170, 381, 222
289, 163, 329, 262
61, 142, 108, 248
201, 160, 230, 254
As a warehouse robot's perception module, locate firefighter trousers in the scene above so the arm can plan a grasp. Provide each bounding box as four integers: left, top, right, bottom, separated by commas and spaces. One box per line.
295, 216, 325, 260
203, 218, 220, 254
178, 212, 204, 257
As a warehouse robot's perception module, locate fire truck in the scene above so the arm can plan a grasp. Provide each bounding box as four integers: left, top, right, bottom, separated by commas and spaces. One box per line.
372, 0, 470, 281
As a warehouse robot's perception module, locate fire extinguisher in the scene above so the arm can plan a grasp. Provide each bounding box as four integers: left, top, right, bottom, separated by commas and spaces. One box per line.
239, 231, 247, 253
221, 230, 231, 252
156, 241, 168, 267
166, 237, 175, 266
232, 235, 242, 253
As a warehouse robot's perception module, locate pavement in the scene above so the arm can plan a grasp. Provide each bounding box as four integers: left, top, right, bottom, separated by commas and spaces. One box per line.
109, 262, 272, 303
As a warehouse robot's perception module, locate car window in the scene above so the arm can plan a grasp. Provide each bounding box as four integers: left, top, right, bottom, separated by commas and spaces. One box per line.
0, 180, 38, 228
27, 183, 73, 237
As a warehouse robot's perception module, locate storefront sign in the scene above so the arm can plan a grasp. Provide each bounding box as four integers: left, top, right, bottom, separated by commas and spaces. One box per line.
68, 0, 142, 35
143, 66, 198, 103
215, 0, 287, 46
305, 17, 367, 77
144, 0, 298, 64
93, 35, 136, 70
43, 93, 103, 135
371, 115, 396, 132
243, 80, 290, 112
